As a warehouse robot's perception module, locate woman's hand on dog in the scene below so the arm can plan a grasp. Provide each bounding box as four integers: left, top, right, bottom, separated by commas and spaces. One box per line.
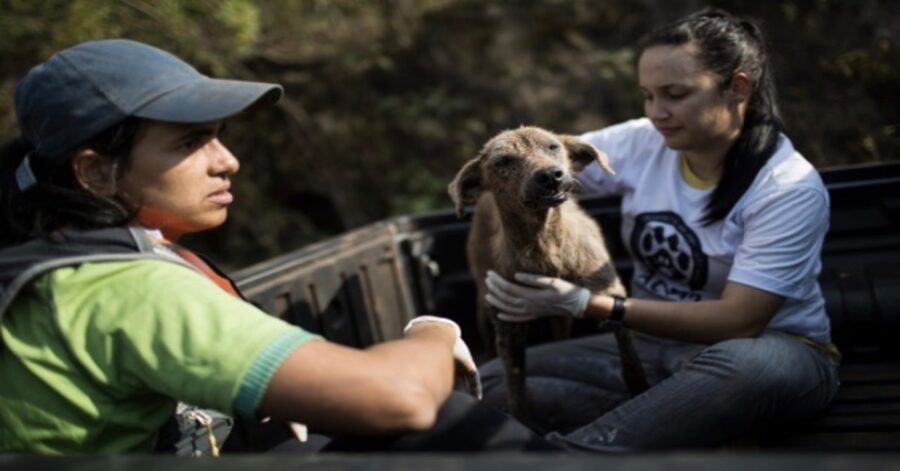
485, 271, 592, 321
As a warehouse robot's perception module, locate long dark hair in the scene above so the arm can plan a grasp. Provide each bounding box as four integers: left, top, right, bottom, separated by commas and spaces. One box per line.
0, 118, 142, 247
640, 8, 783, 224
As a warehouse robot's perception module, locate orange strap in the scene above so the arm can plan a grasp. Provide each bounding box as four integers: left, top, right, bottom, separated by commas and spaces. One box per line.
169, 246, 241, 298
144, 231, 241, 298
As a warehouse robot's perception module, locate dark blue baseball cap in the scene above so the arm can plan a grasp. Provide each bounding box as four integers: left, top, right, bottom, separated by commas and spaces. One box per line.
13, 39, 283, 189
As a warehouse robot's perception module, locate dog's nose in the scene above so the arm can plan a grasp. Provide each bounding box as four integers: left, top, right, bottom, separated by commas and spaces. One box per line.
534, 166, 565, 190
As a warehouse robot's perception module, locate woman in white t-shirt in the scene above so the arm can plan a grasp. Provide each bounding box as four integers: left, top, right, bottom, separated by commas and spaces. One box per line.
480, 8, 840, 450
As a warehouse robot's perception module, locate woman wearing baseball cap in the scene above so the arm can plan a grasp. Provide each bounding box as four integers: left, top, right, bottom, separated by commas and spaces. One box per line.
0, 40, 546, 454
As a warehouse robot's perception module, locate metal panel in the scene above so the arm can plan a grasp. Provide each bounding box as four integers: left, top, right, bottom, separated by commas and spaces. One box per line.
233, 222, 418, 347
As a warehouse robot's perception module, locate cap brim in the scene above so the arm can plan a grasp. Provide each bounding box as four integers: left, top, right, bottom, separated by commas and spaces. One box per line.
132, 78, 283, 123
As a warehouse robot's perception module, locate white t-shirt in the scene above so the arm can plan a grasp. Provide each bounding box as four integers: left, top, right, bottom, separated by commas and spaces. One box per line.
578, 118, 831, 343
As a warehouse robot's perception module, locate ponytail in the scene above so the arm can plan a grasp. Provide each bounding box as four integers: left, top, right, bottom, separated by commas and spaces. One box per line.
0, 137, 37, 246
0, 119, 141, 247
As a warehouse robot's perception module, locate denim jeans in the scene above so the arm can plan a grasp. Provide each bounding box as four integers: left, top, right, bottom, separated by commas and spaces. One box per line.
479, 330, 840, 451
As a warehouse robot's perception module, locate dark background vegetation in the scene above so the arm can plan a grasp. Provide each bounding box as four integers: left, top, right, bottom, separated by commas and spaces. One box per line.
1, 0, 897, 269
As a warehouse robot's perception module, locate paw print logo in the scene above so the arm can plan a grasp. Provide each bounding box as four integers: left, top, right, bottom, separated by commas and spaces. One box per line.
630, 212, 707, 290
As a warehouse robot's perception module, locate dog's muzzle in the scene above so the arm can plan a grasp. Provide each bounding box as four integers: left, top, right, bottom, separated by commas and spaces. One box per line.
527, 167, 576, 208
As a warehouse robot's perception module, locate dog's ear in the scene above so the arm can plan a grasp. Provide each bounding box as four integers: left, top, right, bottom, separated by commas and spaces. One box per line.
448, 157, 484, 218
560, 135, 615, 175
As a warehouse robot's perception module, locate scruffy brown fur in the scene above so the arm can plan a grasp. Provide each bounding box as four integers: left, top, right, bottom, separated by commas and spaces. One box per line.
449, 126, 647, 420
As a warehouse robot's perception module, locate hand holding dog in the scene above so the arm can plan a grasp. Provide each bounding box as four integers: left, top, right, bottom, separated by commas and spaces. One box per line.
485, 270, 592, 321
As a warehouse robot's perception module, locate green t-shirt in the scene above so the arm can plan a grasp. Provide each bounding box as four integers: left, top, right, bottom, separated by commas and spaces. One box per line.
0, 259, 319, 454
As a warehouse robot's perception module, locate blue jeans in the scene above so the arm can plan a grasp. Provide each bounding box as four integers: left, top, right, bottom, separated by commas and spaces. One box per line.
479, 331, 839, 451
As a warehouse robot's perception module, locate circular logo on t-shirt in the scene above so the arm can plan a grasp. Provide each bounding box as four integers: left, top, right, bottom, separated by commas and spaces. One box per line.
630, 211, 707, 291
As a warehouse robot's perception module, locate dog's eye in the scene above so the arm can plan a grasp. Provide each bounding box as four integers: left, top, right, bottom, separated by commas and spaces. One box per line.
493, 155, 516, 167
548, 143, 560, 151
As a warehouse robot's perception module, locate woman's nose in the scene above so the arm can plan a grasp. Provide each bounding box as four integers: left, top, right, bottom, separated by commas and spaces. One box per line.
209, 139, 240, 175
645, 99, 670, 121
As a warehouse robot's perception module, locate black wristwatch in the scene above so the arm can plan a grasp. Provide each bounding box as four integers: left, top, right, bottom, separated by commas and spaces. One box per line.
609, 295, 627, 324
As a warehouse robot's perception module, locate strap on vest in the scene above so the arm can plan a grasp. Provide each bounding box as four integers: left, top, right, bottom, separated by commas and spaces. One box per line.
141, 232, 242, 299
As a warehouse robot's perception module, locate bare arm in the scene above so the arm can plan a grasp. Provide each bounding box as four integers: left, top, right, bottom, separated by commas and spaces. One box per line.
258, 322, 456, 435
585, 281, 785, 344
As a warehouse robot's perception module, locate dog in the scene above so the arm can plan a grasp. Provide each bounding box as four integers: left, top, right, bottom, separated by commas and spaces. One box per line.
448, 126, 648, 420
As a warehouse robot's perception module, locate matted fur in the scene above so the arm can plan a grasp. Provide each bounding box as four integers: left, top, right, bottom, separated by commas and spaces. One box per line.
449, 126, 647, 420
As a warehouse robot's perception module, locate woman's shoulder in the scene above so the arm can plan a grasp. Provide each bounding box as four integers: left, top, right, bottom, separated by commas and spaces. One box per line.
50, 258, 226, 308
736, 135, 829, 217
578, 118, 670, 182
57, 257, 198, 282
48, 258, 285, 339
580, 118, 664, 153
753, 135, 827, 195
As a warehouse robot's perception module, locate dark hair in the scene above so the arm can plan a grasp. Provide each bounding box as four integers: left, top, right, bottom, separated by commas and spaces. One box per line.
639, 8, 783, 224
0, 118, 142, 247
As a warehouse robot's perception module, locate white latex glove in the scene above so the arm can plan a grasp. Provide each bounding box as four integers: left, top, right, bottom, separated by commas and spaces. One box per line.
485, 270, 591, 322
403, 315, 482, 400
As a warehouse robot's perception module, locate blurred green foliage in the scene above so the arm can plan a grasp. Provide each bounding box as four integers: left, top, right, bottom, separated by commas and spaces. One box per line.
0, 0, 897, 269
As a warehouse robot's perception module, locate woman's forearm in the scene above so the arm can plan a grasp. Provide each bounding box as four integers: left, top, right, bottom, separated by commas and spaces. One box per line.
369, 325, 457, 406
260, 324, 457, 434
583, 282, 785, 344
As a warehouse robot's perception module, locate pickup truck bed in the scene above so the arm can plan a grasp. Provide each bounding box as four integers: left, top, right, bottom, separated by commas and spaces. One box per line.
231, 161, 900, 452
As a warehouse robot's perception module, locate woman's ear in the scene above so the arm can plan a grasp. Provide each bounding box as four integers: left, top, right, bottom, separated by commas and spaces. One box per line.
729, 72, 753, 105
71, 149, 118, 196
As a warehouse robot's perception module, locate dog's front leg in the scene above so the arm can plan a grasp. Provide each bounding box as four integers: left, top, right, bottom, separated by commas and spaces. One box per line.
496, 320, 530, 421
477, 298, 498, 358
613, 328, 650, 395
